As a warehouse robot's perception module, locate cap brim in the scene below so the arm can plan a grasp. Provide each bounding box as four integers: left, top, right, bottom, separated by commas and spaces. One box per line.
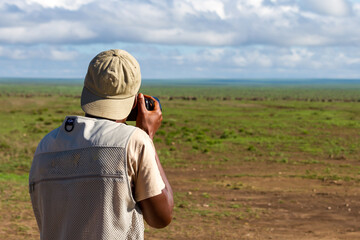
81, 87, 135, 120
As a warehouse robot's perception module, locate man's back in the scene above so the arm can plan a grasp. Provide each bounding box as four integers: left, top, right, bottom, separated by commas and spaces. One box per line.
29, 49, 173, 239
29, 116, 144, 240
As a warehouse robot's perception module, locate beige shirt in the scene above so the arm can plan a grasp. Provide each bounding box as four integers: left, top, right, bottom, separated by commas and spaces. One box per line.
126, 128, 165, 202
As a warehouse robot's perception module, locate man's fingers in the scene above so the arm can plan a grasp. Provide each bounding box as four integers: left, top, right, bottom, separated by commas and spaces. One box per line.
138, 93, 161, 112
152, 97, 161, 111
137, 93, 146, 111
135, 93, 162, 139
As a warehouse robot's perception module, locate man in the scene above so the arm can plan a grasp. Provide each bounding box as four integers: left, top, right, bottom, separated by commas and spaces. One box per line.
29, 49, 174, 240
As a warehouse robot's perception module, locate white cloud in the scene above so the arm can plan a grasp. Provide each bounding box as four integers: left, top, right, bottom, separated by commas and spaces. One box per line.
187, 0, 226, 19
193, 48, 226, 62
233, 55, 247, 67
173, 0, 226, 19
301, 0, 351, 17
141, 29, 237, 46
0, 21, 96, 44
337, 52, 360, 64
1, 0, 360, 47
286, 34, 332, 46
279, 48, 314, 67
0, 45, 80, 61
2, 43, 360, 78
1, 0, 360, 78
49, 49, 78, 60
144, 45, 360, 78
25, 0, 94, 10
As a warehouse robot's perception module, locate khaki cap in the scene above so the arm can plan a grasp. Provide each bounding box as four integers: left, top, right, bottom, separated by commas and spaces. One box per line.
81, 49, 141, 120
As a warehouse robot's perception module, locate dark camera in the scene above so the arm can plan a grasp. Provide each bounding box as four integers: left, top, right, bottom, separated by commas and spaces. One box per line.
127, 96, 162, 121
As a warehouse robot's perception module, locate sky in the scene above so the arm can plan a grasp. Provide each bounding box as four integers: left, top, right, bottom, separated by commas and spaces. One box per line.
1, 0, 360, 79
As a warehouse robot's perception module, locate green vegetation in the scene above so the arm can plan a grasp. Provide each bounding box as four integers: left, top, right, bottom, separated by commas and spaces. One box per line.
0, 83, 359, 239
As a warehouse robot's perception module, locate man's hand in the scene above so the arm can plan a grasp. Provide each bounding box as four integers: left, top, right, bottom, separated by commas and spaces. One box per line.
135, 93, 162, 139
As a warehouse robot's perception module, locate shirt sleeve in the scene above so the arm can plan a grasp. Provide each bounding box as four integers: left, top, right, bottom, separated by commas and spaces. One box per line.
126, 128, 165, 202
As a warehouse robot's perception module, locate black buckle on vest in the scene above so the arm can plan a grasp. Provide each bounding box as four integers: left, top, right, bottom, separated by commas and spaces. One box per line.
65, 117, 75, 132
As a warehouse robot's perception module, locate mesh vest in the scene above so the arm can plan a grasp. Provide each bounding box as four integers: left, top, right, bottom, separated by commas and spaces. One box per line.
29, 116, 144, 240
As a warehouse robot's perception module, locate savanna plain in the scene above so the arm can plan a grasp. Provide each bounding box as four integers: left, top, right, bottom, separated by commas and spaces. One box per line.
0, 83, 360, 240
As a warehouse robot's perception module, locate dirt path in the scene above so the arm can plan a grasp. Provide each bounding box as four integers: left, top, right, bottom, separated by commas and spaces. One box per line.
144, 164, 360, 240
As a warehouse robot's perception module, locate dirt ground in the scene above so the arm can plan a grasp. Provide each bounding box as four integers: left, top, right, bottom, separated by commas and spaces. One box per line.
4, 158, 360, 240
143, 160, 360, 240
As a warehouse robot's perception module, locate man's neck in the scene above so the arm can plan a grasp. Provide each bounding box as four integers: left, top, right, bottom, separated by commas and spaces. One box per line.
85, 113, 126, 123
